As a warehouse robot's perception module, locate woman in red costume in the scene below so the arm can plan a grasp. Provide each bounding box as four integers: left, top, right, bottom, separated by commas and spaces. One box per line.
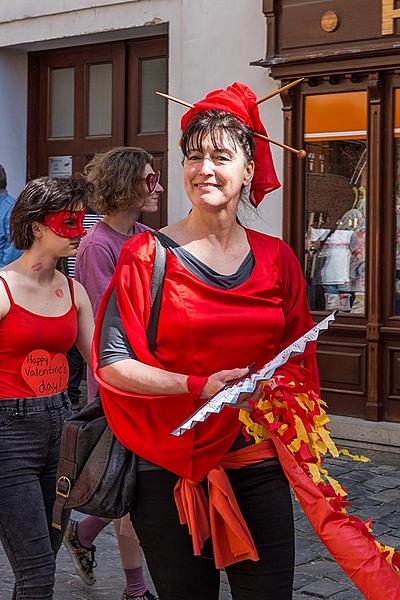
93, 84, 400, 600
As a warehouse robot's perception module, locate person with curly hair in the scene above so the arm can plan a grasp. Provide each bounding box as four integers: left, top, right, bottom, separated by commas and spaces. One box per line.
0, 175, 94, 599
63, 147, 162, 600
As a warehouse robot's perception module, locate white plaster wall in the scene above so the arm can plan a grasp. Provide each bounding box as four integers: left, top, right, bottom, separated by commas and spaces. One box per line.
170, 0, 283, 236
2, 0, 137, 22
0, 0, 176, 47
0, 0, 284, 236
0, 50, 27, 199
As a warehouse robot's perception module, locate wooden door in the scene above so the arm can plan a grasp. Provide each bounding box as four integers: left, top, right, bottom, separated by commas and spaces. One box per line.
126, 37, 168, 229
28, 36, 168, 228
298, 83, 370, 419
28, 43, 126, 179
381, 75, 400, 422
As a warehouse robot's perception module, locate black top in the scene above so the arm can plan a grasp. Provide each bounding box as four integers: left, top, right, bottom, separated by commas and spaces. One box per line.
154, 231, 254, 290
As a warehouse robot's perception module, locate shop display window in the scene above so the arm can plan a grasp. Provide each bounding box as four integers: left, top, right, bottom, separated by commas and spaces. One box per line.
394, 90, 400, 315
304, 92, 367, 314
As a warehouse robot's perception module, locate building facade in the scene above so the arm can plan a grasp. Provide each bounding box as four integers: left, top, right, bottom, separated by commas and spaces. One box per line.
1, 1, 400, 454
0, 0, 284, 233
251, 0, 400, 457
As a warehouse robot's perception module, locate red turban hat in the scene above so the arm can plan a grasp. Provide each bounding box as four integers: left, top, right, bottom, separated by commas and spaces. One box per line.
180, 82, 280, 207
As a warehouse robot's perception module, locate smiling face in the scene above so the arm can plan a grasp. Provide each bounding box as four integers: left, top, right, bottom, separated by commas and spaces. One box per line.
183, 129, 254, 213
139, 163, 164, 214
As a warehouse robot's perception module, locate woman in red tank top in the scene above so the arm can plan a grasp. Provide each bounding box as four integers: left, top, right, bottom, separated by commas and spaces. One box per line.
0, 176, 94, 600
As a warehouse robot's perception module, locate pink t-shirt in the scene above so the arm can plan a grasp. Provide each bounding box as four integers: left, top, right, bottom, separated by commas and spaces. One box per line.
75, 220, 152, 400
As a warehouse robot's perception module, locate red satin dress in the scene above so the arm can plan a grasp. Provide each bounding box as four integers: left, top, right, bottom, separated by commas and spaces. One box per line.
93, 228, 317, 480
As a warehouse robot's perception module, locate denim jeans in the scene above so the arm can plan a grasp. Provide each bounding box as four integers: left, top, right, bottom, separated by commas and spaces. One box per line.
0, 391, 72, 599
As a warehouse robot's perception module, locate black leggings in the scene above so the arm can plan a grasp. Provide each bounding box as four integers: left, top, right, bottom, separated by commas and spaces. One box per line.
131, 464, 294, 600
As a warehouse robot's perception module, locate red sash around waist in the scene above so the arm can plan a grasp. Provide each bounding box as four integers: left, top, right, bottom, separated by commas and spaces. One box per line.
173, 439, 277, 569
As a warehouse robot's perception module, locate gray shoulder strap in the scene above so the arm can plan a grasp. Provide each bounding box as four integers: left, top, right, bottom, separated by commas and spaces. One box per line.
147, 234, 167, 353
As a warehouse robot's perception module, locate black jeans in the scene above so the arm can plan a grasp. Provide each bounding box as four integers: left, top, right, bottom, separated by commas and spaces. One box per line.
131, 464, 294, 600
66, 345, 84, 408
0, 391, 72, 599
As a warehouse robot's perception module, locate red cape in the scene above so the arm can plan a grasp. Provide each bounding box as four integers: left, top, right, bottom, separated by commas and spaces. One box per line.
93, 230, 316, 480
273, 432, 400, 599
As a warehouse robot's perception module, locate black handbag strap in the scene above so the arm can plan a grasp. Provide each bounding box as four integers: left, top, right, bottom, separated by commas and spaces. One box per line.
147, 234, 167, 353
318, 228, 335, 250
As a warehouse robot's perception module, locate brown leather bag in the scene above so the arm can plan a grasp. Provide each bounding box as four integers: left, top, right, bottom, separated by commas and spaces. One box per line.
52, 397, 138, 528
52, 235, 166, 529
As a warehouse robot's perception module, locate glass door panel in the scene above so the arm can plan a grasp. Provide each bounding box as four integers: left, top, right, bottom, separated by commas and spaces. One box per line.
126, 36, 168, 230
304, 92, 368, 314
87, 63, 113, 136
50, 67, 75, 138
139, 57, 167, 133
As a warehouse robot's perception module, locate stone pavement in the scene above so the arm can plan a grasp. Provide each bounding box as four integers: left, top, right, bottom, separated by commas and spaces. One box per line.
1, 455, 400, 599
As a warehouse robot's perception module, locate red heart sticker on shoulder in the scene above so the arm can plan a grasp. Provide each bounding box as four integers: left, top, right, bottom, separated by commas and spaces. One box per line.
22, 350, 68, 396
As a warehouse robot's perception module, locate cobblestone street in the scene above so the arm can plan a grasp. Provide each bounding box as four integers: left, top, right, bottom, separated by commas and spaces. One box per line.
1, 455, 399, 599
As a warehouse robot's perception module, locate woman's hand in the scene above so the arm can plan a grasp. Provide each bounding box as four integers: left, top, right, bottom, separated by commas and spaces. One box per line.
233, 380, 265, 412
200, 367, 249, 400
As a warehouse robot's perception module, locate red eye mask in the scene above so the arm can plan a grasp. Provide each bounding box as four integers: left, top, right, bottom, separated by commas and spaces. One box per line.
44, 209, 86, 238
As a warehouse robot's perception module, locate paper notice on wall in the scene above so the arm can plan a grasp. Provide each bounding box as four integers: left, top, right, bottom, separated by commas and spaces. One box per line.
48, 156, 73, 178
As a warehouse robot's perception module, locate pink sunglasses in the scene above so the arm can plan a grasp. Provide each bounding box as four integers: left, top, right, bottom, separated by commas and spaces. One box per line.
143, 171, 161, 194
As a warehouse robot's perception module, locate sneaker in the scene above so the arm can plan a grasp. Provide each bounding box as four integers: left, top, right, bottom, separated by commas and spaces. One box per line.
120, 590, 159, 600
63, 519, 97, 586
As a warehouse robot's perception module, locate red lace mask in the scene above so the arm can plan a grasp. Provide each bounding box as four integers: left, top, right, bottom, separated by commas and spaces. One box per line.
43, 208, 86, 238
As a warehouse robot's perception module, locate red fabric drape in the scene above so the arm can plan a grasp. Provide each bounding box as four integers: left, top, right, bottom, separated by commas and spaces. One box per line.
93, 230, 317, 480
91, 229, 400, 593
272, 435, 400, 599
174, 440, 277, 568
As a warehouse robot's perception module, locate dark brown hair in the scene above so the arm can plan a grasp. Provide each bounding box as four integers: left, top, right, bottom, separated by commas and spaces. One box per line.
85, 146, 153, 215
0, 165, 7, 190
11, 175, 92, 250
180, 110, 255, 163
